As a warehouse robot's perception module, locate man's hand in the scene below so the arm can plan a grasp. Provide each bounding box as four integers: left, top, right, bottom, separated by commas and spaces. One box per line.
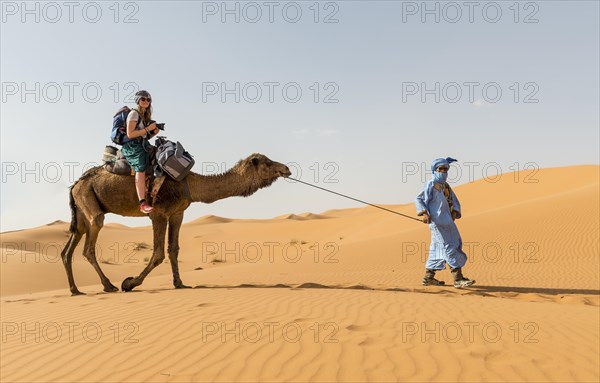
422, 213, 431, 224
451, 210, 460, 221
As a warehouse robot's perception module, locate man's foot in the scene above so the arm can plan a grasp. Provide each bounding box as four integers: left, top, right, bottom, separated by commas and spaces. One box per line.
140, 202, 154, 214
422, 278, 445, 286
453, 278, 475, 289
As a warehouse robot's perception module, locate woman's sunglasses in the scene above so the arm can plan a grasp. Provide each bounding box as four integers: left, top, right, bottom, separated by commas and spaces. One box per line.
139, 97, 152, 102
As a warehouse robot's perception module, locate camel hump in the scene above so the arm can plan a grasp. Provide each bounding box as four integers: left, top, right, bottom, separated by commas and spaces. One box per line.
79, 165, 105, 181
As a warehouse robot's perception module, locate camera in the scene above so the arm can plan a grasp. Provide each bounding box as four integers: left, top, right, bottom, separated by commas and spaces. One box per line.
148, 120, 165, 131
145, 121, 166, 140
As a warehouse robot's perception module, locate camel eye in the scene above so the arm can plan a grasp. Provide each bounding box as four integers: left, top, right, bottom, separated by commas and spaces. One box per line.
266, 160, 273, 167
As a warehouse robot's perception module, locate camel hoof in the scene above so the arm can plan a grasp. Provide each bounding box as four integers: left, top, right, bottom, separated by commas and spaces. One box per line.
71, 290, 85, 296
175, 283, 192, 289
121, 277, 137, 292
104, 284, 119, 293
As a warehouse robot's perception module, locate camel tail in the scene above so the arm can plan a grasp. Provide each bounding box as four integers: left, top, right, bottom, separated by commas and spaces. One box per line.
67, 165, 104, 234
68, 186, 78, 234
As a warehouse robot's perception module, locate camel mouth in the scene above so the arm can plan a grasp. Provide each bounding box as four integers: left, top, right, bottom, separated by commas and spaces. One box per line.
279, 171, 292, 178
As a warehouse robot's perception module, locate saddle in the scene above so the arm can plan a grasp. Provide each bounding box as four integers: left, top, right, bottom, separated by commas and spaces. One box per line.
102, 144, 166, 205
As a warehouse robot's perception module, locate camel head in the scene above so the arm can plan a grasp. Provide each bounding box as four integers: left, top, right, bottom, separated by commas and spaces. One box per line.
233, 153, 291, 195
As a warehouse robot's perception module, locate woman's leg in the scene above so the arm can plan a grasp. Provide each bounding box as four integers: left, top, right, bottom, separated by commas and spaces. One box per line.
135, 172, 146, 201
136, 172, 153, 213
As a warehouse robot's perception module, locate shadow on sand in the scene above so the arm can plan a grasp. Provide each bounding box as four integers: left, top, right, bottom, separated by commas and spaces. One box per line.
12, 283, 594, 302
464, 285, 599, 296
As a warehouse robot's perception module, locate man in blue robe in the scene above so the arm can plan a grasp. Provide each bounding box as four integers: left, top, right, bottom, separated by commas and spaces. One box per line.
415, 157, 475, 288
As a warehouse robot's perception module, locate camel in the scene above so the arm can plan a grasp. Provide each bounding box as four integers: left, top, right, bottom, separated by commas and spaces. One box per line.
61, 153, 291, 295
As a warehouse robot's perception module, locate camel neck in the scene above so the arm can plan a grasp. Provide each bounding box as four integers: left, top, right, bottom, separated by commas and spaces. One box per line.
186, 170, 255, 204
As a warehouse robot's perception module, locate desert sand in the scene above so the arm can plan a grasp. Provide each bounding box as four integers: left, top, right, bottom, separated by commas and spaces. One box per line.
1, 165, 598, 382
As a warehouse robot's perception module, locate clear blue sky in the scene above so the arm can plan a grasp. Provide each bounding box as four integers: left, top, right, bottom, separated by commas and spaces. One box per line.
1, 0, 599, 231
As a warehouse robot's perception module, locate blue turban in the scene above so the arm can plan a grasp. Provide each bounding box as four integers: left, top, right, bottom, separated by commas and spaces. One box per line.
431, 157, 458, 173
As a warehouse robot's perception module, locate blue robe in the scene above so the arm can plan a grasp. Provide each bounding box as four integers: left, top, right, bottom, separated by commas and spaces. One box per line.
415, 180, 467, 270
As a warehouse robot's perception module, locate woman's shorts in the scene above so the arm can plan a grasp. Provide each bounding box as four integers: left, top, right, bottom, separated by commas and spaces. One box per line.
121, 139, 147, 172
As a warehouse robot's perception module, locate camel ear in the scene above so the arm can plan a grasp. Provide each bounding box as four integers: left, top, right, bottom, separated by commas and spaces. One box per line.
251, 157, 259, 167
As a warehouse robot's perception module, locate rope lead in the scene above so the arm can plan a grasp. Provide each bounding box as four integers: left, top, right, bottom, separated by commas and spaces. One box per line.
287, 177, 422, 223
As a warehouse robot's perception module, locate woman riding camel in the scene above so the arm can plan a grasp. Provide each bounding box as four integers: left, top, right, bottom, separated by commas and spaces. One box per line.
122, 90, 160, 214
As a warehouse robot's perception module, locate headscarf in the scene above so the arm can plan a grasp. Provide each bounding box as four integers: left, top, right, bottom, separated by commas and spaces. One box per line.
431, 157, 458, 173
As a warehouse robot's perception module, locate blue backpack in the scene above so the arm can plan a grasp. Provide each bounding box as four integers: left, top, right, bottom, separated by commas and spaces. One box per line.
111, 106, 133, 145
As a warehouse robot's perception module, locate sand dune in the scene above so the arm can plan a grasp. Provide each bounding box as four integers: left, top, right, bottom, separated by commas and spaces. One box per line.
1, 288, 598, 382
275, 213, 309, 220
104, 223, 132, 229
275, 212, 331, 220
46, 220, 68, 226
298, 212, 332, 220
187, 215, 234, 225
1, 165, 598, 382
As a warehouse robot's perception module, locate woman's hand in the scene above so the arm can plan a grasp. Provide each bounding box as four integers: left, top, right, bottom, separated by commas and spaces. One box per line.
145, 123, 160, 138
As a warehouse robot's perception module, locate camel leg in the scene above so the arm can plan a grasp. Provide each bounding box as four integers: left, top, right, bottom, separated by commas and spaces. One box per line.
61, 210, 86, 296
122, 214, 168, 292
167, 212, 189, 289
82, 213, 119, 293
